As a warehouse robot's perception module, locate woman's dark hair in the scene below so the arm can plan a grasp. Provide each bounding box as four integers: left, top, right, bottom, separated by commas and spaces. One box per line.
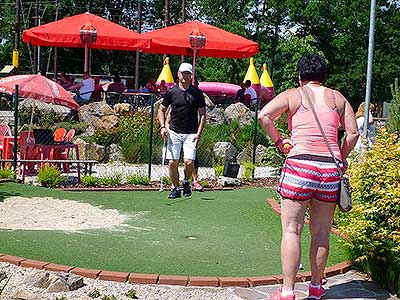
297, 53, 328, 83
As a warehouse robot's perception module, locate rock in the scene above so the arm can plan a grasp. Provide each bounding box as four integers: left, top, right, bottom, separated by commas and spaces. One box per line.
206, 107, 225, 125
255, 144, 267, 164
213, 142, 237, 163
108, 143, 123, 162
203, 93, 215, 111
224, 102, 253, 126
0, 271, 7, 282
236, 148, 252, 164
114, 103, 134, 116
74, 138, 106, 161
46, 278, 69, 293
22, 269, 50, 288
66, 274, 84, 291
13, 288, 40, 300
78, 102, 118, 130
217, 176, 242, 187
19, 98, 71, 119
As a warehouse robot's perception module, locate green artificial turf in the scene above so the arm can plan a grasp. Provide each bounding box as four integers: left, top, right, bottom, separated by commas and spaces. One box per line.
0, 182, 347, 276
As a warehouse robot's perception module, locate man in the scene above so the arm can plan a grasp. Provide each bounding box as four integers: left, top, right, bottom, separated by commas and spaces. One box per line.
157, 63, 206, 199
234, 82, 246, 103
68, 71, 95, 105
244, 79, 258, 106
107, 74, 125, 93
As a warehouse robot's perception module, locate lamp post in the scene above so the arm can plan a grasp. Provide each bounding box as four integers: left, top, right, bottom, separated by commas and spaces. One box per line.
189, 29, 206, 84
80, 23, 97, 72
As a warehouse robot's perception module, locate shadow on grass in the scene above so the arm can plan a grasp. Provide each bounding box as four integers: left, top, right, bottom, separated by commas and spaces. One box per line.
0, 183, 21, 202
165, 197, 192, 206
200, 197, 216, 201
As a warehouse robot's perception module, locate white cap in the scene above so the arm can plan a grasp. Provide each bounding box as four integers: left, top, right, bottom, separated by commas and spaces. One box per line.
178, 63, 193, 74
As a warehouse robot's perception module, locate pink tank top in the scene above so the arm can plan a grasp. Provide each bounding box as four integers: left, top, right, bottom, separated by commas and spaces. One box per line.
288, 86, 342, 160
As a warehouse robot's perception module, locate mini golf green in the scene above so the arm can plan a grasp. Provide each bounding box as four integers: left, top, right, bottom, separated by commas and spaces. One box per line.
0, 182, 347, 276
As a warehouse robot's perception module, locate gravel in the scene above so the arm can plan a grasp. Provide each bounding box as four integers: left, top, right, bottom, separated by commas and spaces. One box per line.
0, 262, 239, 300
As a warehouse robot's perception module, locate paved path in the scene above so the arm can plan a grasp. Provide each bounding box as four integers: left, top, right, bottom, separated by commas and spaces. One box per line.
230, 270, 398, 300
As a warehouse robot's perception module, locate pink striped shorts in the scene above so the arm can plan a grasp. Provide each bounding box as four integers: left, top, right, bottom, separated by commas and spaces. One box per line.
277, 154, 344, 202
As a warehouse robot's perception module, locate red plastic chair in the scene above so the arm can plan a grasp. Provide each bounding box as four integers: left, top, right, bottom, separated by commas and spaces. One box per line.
0, 123, 12, 158
53, 128, 66, 142
18, 131, 41, 181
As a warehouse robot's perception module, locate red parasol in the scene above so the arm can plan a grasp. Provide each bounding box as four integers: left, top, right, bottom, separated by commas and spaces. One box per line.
0, 75, 78, 110
141, 21, 259, 58
22, 12, 149, 51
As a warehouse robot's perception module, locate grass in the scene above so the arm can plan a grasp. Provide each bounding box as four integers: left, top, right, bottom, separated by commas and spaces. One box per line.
0, 182, 347, 277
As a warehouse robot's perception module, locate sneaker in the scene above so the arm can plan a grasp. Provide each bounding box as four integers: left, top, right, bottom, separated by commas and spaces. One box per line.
168, 187, 181, 199
182, 181, 192, 197
269, 286, 295, 300
308, 284, 325, 300
192, 181, 204, 191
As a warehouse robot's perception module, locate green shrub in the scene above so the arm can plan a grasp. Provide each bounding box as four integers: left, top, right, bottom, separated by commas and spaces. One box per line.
101, 295, 117, 300
126, 289, 138, 299
242, 161, 255, 180
198, 179, 209, 188
93, 127, 121, 147
0, 168, 15, 179
161, 176, 172, 186
18, 106, 64, 129
119, 113, 160, 163
214, 165, 224, 177
339, 129, 400, 295
127, 173, 150, 185
81, 175, 98, 187
98, 173, 122, 187
37, 166, 64, 187
88, 289, 101, 298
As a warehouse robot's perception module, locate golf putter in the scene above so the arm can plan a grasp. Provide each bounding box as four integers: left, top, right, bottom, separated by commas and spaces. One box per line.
159, 139, 167, 192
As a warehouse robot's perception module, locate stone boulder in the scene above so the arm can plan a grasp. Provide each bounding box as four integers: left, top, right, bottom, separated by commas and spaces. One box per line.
114, 103, 134, 117
78, 102, 118, 130
19, 98, 71, 120
203, 93, 215, 111
74, 137, 106, 161
108, 143, 123, 162
255, 144, 268, 164
22, 269, 84, 293
206, 107, 225, 125
224, 102, 253, 126
213, 142, 237, 163
217, 176, 242, 187
236, 148, 252, 164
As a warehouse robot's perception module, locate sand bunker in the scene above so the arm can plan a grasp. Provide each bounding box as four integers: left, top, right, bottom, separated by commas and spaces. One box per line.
0, 197, 127, 231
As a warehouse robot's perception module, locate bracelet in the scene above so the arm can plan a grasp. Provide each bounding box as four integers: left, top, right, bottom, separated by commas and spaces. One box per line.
274, 137, 283, 147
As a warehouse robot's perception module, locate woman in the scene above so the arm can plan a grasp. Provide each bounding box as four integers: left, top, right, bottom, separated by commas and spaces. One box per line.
258, 53, 358, 300
354, 102, 375, 152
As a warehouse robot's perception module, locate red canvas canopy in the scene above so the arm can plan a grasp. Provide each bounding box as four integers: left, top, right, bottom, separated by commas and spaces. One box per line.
22, 12, 149, 51
0, 75, 78, 110
141, 21, 259, 59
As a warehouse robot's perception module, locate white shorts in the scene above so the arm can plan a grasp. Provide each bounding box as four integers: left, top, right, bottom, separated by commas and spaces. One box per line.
166, 129, 197, 161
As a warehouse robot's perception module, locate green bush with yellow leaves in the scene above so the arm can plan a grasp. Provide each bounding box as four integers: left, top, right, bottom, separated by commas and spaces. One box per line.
339, 129, 400, 294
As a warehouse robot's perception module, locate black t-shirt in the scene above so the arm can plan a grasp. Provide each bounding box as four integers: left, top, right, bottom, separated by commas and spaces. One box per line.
162, 85, 206, 134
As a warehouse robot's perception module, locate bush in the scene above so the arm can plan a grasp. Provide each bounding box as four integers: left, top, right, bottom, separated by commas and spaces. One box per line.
81, 175, 98, 187
18, 106, 64, 129
161, 176, 172, 186
98, 173, 122, 187
127, 173, 150, 185
93, 127, 121, 147
0, 168, 15, 179
37, 166, 64, 187
242, 161, 255, 180
339, 129, 400, 295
